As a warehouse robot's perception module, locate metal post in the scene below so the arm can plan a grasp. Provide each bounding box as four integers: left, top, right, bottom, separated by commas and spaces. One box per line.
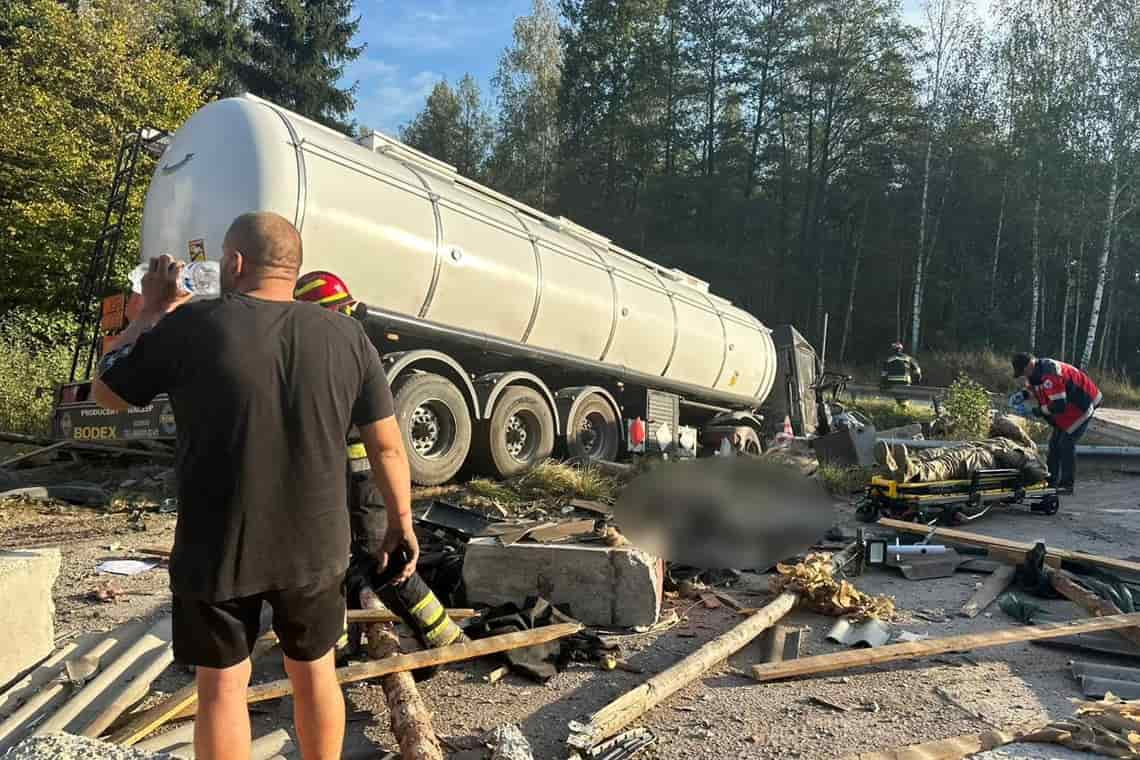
820, 312, 830, 374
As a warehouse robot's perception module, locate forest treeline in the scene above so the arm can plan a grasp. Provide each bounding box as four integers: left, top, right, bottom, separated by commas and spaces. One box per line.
402, 0, 1140, 375
2, 0, 1138, 378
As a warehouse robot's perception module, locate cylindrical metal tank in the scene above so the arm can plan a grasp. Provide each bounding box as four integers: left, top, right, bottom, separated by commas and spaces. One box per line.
141, 95, 778, 405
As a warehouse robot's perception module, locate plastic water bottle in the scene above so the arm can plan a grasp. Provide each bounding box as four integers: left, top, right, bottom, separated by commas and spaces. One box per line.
128, 261, 221, 298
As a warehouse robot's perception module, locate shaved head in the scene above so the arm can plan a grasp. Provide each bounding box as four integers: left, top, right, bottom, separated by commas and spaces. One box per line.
223, 212, 303, 277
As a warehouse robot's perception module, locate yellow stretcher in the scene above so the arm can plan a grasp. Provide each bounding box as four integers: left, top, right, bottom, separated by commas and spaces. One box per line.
855, 468, 1060, 525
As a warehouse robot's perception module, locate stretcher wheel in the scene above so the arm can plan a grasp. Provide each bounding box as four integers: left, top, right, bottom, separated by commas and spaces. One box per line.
1032, 495, 1060, 515
855, 498, 880, 523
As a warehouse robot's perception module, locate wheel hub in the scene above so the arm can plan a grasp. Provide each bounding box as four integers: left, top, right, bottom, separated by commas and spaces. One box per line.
578, 414, 601, 455
411, 405, 441, 456
505, 414, 529, 459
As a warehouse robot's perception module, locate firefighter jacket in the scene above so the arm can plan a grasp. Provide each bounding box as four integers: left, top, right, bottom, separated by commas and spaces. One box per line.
1027, 358, 1102, 434
881, 353, 921, 386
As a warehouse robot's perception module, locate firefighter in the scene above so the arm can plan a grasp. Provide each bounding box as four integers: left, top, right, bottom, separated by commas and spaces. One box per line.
881, 342, 922, 389
294, 271, 467, 658
1012, 352, 1102, 494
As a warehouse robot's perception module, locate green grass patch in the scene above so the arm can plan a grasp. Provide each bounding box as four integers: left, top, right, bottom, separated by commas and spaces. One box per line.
818, 463, 871, 496
466, 478, 525, 504
850, 399, 934, 431
513, 460, 617, 500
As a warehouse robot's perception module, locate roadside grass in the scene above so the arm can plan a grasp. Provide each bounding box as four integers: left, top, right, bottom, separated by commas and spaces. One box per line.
837, 349, 1140, 409
818, 463, 871, 496
850, 399, 934, 431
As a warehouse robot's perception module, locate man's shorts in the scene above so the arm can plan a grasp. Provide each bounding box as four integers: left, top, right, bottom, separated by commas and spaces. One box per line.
173, 578, 346, 669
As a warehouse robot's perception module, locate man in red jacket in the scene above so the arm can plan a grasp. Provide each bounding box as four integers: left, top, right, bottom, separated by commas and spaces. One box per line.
1012, 353, 1102, 493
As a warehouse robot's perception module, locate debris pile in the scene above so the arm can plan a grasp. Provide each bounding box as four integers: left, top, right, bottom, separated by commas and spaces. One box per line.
771, 553, 896, 621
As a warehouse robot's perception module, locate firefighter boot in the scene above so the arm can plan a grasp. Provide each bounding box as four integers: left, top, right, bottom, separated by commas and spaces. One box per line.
378, 573, 469, 650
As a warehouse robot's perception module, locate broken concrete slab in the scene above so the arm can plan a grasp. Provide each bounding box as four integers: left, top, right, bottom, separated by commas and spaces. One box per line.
0, 549, 60, 691
462, 540, 662, 627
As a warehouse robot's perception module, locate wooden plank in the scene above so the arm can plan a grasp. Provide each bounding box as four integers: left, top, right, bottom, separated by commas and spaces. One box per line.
960, 564, 1016, 618
1049, 568, 1140, 649
845, 722, 1047, 760
751, 612, 1140, 682
348, 608, 477, 624
567, 592, 798, 750
173, 624, 582, 719
877, 518, 1140, 576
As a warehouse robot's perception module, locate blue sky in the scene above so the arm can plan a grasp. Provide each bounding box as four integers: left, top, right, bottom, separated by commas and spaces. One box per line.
342, 0, 929, 136
342, 0, 534, 135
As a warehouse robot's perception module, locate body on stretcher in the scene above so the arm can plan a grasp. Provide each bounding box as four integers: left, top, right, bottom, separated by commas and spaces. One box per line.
855, 467, 1060, 525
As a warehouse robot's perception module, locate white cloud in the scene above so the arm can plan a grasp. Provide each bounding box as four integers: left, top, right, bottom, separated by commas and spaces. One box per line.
358, 0, 493, 51
352, 62, 442, 134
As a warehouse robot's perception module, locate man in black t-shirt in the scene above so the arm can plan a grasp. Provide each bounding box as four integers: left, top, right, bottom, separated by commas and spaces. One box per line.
93, 212, 416, 760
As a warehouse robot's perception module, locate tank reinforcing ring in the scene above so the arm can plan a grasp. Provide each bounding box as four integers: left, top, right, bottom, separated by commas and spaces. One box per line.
410, 399, 456, 459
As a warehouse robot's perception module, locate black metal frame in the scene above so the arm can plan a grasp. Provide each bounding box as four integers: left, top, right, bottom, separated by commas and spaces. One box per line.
68, 128, 167, 383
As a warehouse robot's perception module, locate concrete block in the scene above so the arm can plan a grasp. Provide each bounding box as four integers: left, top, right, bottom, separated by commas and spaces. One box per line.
462, 539, 662, 627
0, 549, 61, 690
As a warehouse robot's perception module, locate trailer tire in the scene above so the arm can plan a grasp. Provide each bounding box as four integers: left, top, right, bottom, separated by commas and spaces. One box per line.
393, 373, 472, 486
565, 394, 621, 463
476, 386, 555, 478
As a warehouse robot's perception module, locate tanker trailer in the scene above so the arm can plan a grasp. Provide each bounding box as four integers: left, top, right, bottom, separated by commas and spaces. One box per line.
134, 94, 781, 484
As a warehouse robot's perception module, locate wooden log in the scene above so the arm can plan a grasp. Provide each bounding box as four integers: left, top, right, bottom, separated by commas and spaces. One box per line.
567, 591, 798, 750
35, 617, 172, 736
877, 518, 1140, 575
960, 564, 1016, 618
1048, 568, 1140, 649
174, 624, 581, 718
752, 611, 1140, 682
81, 644, 175, 737
360, 587, 444, 760
111, 634, 276, 746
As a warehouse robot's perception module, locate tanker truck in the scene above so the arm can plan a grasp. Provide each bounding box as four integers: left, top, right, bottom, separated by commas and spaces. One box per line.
53, 94, 816, 485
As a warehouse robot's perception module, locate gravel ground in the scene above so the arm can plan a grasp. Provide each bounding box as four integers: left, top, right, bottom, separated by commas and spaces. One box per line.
2, 734, 163, 760
3, 452, 1138, 759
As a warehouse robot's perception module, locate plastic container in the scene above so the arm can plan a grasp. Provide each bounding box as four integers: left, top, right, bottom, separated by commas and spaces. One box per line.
129, 261, 221, 298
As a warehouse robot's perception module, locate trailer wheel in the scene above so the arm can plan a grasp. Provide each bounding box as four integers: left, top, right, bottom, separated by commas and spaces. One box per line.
476, 386, 555, 478
393, 372, 472, 486
565, 394, 620, 463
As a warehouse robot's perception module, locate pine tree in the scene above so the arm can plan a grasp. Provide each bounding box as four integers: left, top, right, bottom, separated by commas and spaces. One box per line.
169, 0, 253, 97
240, 0, 363, 130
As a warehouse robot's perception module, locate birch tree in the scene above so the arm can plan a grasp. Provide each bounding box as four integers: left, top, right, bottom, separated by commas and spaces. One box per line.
910, 0, 967, 350
490, 0, 563, 210
1080, 0, 1139, 368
